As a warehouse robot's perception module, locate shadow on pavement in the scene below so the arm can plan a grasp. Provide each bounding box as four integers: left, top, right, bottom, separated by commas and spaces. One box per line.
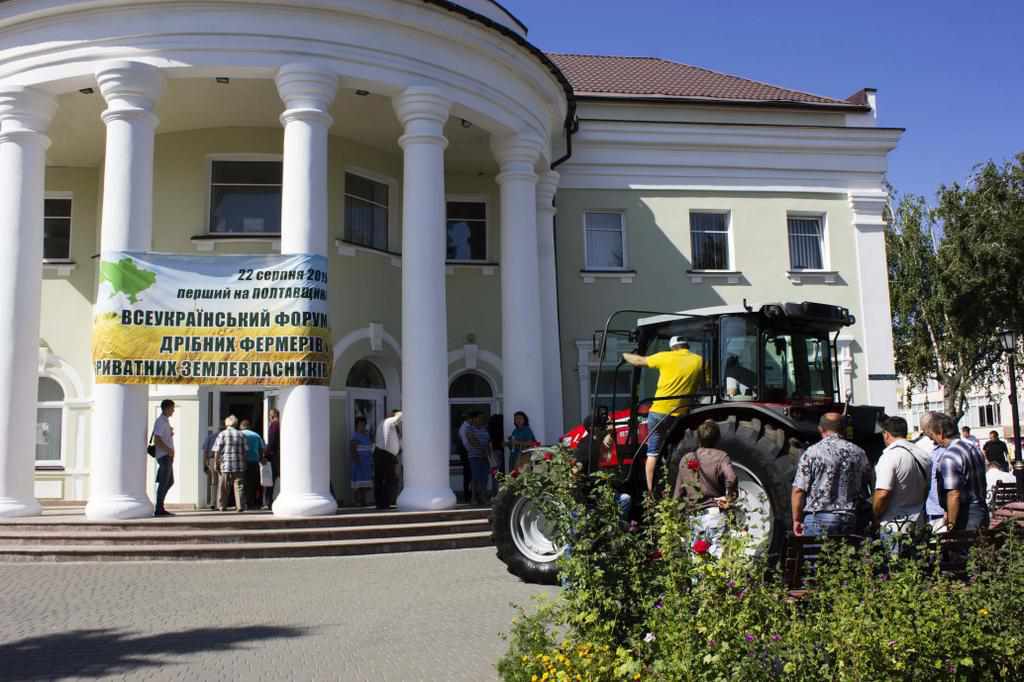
0, 625, 308, 680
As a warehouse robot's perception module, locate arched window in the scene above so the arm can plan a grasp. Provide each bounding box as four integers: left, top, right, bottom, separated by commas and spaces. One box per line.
449, 372, 493, 399
346, 359, 386, 389
36, 377, 64, 463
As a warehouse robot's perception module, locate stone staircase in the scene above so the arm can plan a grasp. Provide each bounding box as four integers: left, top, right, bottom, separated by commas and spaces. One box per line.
0, 507, 493, 562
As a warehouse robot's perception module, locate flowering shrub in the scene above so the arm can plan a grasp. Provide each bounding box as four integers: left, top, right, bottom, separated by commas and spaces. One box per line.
498, 446, 1024, 681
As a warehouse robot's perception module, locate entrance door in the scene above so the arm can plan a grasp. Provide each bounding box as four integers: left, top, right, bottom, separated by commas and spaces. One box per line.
448, 372, 497, 501
220, 390, 265, 434
350, 390, 385, 443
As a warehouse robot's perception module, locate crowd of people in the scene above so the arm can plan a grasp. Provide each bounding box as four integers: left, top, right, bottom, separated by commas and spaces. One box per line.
787, 410, 1012, 552
151, 402, 281, 516
656, 409, 1014, 556
149, 398, 537, 516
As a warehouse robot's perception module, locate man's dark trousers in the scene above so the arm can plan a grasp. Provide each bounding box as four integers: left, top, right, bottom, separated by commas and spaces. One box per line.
244, 463, 261, 508
155, 455, 174, 512
373, 447, 397, 509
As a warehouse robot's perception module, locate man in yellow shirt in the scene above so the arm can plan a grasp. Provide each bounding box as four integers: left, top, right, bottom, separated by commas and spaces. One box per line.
623, 336, 704, 494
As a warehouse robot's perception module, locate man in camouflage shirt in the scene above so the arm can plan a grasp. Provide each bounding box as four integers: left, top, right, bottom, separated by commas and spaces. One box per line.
791, 412, 874, 536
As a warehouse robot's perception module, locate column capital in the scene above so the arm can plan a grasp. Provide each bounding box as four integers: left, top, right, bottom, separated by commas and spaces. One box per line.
849, 191, 888, 231
275, 63, 337, 127
393, 86, 451, 127
0, 86, 56, 139
536, 170, 560, 211
394, 86, 450, 149
492, 132, 544, 184
95, 61, 164, 123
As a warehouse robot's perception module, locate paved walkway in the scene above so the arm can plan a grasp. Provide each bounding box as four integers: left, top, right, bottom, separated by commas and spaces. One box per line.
0, 549, 554, 681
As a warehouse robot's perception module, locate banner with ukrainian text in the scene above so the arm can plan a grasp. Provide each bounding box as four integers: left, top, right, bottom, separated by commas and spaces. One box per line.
92, 251, 332, 386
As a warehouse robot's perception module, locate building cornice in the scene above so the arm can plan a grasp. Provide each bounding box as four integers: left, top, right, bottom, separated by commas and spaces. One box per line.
559, 118, 903, 193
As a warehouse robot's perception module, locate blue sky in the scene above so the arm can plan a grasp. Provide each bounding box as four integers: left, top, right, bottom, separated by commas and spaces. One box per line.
508, 0, 1023, 203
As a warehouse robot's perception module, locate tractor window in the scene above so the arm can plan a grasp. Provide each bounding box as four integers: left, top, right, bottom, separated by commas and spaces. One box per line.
763, 330, 834, 402
721, 316, 758, 401
591, 366, 633, 416
638, 319, 712, 407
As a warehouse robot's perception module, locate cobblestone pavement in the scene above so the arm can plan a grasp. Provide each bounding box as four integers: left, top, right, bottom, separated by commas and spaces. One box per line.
0, 549, 555, 681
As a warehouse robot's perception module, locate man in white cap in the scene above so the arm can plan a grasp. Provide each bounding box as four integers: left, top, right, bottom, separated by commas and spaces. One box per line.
623, 335, 704, 495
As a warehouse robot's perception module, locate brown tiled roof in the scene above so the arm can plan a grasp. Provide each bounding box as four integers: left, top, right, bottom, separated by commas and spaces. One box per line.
547, 53, 866, 109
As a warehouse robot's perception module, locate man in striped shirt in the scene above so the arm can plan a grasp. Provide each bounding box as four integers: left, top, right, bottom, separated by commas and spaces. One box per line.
213, 415, 249, 512
929, 413, 989, 531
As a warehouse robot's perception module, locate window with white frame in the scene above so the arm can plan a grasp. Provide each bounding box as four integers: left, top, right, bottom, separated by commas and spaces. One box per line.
43, 198, 72, 260
36, 377, 64, 464
689, 212, 730, 270
978, 404, 1002, 427
446, 201, 486, 261
344, 172, 389, 250
584, 211, 625, 269
787, 215, 825, 270
208, 160, 282, 234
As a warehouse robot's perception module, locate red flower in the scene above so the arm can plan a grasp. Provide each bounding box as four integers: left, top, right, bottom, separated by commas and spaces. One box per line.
543, 452, 553, 461
686, 458, 701, 471
510, 469, 520, 479
647, 549, 663, 562
692, 539, 711, 555
489, 468, 498, 476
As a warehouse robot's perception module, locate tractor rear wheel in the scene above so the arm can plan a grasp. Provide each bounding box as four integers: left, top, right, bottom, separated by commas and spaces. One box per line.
673, 415, 798, 556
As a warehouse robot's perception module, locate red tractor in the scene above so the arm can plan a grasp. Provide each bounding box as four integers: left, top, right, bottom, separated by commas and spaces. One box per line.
492, 301, 885, 584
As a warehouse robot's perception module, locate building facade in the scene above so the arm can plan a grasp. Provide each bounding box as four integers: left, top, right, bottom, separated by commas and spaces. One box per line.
897, 376, 1020, 453
0, 0, 902, 518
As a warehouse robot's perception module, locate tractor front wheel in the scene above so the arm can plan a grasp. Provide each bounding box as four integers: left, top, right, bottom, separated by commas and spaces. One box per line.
491, 488, 564, 585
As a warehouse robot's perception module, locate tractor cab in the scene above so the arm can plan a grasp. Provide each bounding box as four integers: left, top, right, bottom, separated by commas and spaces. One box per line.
581, 302, 881, 468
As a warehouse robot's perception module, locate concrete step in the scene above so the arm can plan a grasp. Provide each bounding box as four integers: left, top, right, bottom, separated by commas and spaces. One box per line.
0, 531, 493, 562
0, 518, 490, 546
0, 507, 491, 533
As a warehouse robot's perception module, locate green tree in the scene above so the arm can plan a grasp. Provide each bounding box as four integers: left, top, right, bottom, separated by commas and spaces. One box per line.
888, 153, 1024, 421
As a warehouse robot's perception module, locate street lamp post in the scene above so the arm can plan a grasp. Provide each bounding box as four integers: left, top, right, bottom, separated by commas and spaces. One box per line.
999, 329, 1024, 500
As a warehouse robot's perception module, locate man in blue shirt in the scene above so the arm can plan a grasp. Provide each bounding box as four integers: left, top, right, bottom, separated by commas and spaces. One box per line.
240, 419, 265, 510
928, 413, 989, 531
918, 412, 949, 534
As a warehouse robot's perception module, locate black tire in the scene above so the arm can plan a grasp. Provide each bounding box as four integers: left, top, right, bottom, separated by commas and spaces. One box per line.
491, 488, 562, 585
671, 415, 797, 557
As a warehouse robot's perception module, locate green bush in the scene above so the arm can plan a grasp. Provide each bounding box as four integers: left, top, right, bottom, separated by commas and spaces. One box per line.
498, 446, 1024, 681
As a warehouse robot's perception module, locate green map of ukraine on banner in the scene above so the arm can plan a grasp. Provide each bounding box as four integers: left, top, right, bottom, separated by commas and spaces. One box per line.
92, 251, 332, 386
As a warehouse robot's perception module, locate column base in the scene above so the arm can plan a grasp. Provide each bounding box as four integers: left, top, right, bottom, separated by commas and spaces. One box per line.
272, 492, 337, 518
85, 495, 154, 520
0, 496, 41, 518
397, 486, 457, 511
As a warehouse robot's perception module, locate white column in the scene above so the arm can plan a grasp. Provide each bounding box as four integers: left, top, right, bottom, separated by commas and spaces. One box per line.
0, 87, 56, 517
850, 191, 898, 415
272, 63, 338, 517
393, 86, 456, 510
536, 170, 564, 441
493, 133, 547, 441
86, 62, 164, 520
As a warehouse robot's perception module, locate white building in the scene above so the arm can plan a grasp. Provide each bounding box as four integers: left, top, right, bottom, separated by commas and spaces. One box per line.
897, 376, 1021, 452
0, 0, 903, 518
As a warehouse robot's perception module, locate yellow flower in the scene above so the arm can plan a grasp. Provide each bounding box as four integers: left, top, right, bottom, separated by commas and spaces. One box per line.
542, 655, 550, 664
979, 608, 990, 617
531, 676, 538, 682
634, 674, 642, 681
